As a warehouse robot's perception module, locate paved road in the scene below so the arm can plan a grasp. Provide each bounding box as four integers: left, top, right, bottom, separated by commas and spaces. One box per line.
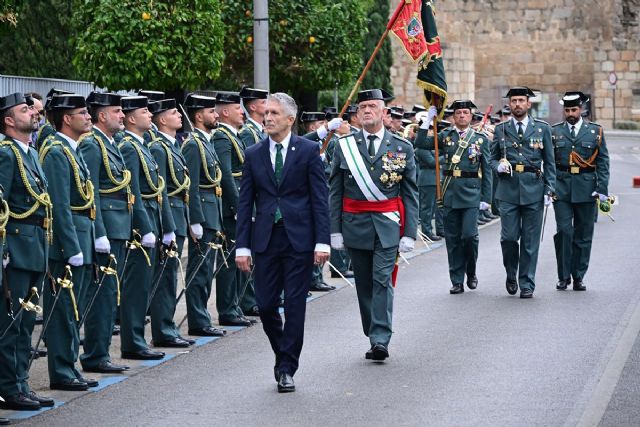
13, 132, 640, 426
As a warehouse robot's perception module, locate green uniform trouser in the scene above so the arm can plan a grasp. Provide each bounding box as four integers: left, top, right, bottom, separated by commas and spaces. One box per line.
330, 248, 351, 273
419, 185, 437, 235
216, 215, 243, 321
553, 200, 597, 282
0, 267, 43, 397
150, 236, 184, 343
239, 275, 257, 313
80, 240, 126, 369
311, 264, 323, 285
120, 244, 158, 353
348, 237, 396, 347
45, 261, 88, 384
498, 200, 544, 292
185, 228, 216, 330
443, 207, 479, 285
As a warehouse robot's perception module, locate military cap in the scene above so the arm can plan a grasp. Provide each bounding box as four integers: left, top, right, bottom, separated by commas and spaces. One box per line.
443, 107, 454, 117
401, 118, 412, 127
381, 89, 395, 102
490, 115, 501, 124
504, 86, 536, 98
121, 96, 149, 112
322, 107, 340, 120
86, 92, 122, 107
403, 111, 417, 119
148, 99, 177, 115
239, 87, 268, 100
390, 110, 403, 119
472, 112, 484, 122
559, 91, 589, 108
184, 94, 216, 110
48, 94, 87, 110
498, 105, 511, 115
412, 104, 426, 113
450, 100, 477, 111
138, 90, 165, 102
300, 112, 325, 123
390, 106, 405, 115
0, 92, 34, 111
216, 92, 241, 104
45, 88, 73, 111
427, 119, 451, 130
357, 89, 385, 103
345, 104, 358, 115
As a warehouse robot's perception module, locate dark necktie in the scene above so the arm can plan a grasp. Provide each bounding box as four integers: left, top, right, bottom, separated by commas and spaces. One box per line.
571, 125, 576, 138
274, 143, 283, 223
517, 122, 524, 138
367, 134, 377, 157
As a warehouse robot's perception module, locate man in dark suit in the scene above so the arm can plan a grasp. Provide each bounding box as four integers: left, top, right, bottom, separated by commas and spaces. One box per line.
236, 92, 330, 393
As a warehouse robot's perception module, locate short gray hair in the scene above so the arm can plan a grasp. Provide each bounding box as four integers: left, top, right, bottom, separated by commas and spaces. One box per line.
268, 92, 298, 119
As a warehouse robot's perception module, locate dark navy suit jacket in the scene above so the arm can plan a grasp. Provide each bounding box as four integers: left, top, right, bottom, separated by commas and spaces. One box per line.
236, 134, 330, 254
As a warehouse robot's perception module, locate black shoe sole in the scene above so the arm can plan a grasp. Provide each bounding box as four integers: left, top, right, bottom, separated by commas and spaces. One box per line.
277, 386, 295, 393
371, 347, 389, 361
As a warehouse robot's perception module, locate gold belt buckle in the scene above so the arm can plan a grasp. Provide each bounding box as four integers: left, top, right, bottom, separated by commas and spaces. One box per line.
515, 164, 525, 173
570, 166, 580, 174
215, 187, 222, 197
453, 169, 461, 177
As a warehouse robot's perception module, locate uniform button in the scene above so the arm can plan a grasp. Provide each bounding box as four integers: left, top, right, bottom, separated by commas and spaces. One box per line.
370, 166, 374, 171
109, 205, 113, 208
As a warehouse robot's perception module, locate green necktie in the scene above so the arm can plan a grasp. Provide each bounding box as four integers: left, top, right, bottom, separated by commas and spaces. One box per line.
571, 125, 576, 138
517, 122, 524, 138
274, 143, 283, 223
367, 134, 377, 157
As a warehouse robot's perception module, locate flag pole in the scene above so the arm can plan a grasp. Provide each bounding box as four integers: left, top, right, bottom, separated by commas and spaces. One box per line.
321, 0, 408, 153
432, 96, 442, 201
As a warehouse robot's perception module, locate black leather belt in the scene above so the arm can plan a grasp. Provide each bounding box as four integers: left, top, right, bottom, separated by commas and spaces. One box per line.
557, 165, 595, 174
443, 170, 480, 178
73, 208, 96, 220
8, 216, 48, 229
510, 164, 540, 174
101, 192, 128, 201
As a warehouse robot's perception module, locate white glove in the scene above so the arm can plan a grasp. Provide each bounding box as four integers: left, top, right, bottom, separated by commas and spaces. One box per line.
94, 236, 111, 254
3, 255, 9, 268
190, 223, 203, 240
141, 232, 156, 248
330, 233, 344, 250
425, 106, 438, 125
398, 236, 415, 253
162, 231, 176, 246
68, 252, 84, 267
479, 201, 491, 211
419, 117, 431, 130
497, 162, 511, 174
591, 191, 608, 202
320, 153, 326, 162
327, 117, 343, 131
544, 195, 553, 206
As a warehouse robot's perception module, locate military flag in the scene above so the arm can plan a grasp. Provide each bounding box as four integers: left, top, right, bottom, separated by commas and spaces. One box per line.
416, 0, 447, 118
390, 0, 429, 62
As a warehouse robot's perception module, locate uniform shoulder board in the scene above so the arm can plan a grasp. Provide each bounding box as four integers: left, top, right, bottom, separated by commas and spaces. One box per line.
391, 133, 412, 147
587, 121, 602, 128
533, 118, 550, 125
552, 122, 564, 127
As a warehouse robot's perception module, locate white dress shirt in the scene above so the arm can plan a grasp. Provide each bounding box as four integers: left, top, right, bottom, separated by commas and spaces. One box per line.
362, 127, 386, 155
567, 117, 583, 136
57, 132, 78, 151
512, 116, 530, 132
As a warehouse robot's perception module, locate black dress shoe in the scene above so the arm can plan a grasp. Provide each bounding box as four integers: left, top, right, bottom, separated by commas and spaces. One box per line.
449, 284, 464, 294
35, 315, 44, 325
0, 393, 41, 410
0, 417, 9, 425
436, 231, 446, 238
240, 315, 258, 324
573, 279, 586, 291
467, 276, 478, 290
330, 270, 354, 278
371, 344, 389, 361
243, 306, 260, 317
277, 372, 295, 393
188, 326, 226, 336
365, 346, 374, 360
219, 317, 252, 327
556, 279, 570, 290
520, 289, 534, 299
153, 337, 191, 348
309, 281, 335, 292
121, 349, 165, 360
77, 377, 99, 388
83, 360, 130, 373
112, 324, 121, 336
178, 335, 196, 345
30, 346, 46, 358
50, 378, 89, 391
28, 391, 54, 407
506, 279, 518, 295
477, 218, 489, 225
426, 233, 442, 241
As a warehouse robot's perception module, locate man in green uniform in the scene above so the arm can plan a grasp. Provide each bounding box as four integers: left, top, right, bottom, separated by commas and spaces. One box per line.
490, 87, 556, 299
0, 93, 54, 409
415, 119, 445, 242
39, 94, 98, 390
35, 88, 73, 152
118, 96, 168, 360
329, 89, 418, 361
78, 92, 132, 374
181, 94, 226, 337
415, 101, 492, 293
552, 92, 609, 291
138, 90, 165, 143
238, 87, 268, 316
148, 99, 191, 347
213, 92, 253, 327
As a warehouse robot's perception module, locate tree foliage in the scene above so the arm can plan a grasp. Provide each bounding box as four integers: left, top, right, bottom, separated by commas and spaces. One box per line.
361, 0, 392, 93
217, 0, 372, 94
72, 0, 225, 91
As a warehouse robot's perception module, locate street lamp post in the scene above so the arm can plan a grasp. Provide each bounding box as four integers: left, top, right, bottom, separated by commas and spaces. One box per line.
254, 0, 269, 91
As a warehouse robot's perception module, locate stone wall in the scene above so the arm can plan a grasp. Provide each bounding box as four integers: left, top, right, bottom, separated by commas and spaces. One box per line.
389, 0, 640, 127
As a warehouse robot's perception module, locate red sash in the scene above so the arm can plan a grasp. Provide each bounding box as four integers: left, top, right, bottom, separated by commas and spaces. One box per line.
342, 197, 405, 287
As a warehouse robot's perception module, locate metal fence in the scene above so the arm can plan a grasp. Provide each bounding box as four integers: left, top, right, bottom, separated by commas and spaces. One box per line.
0, 74, 95, 98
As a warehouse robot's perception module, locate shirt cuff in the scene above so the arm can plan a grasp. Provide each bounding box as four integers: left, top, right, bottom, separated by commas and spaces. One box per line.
314, 243, 330, 253
235, 248, 251, 258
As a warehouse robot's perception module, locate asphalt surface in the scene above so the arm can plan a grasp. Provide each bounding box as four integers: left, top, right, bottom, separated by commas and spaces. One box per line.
8, 131, 640, 426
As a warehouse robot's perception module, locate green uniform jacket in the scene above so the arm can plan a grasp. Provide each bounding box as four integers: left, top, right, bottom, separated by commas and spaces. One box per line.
41, 134, 94, 264
415, 127, 492, 208
181, 129, 223, 231
414, 147, 444, 187
0, 138, 49, 271
35, 122, 55, 151
150, 134, 189, 237
551, 121, 609, 203
304, 130, 342, 177
213, 124, 245, 218
329, 130, 419, 250
239, 119, 265, 148
78, 127, 132, 241
118, 132, 170, 237
489, 117, 556, 205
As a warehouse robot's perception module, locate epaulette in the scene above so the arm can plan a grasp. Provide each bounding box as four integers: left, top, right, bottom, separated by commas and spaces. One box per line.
533, 118, 549, 125
391, 133, 412, 147
586, 121, 602, 128
552, 122, 564, 127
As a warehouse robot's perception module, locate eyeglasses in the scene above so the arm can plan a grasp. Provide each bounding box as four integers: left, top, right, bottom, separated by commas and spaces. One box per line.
66, 110, 91, 117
